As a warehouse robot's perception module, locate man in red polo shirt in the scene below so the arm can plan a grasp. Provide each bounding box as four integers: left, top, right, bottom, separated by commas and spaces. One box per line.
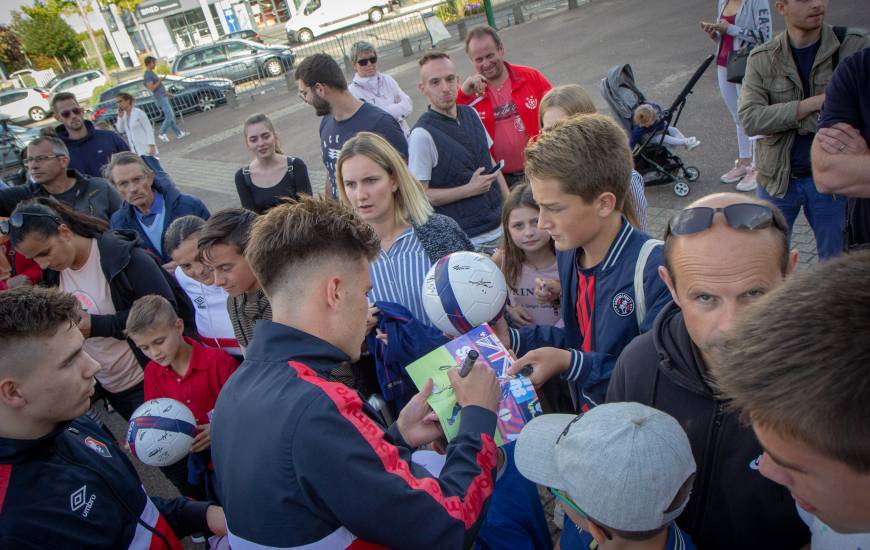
458, 26, 552, 187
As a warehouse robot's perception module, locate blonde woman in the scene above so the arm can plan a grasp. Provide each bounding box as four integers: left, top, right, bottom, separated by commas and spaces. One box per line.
337, 131, 472, 327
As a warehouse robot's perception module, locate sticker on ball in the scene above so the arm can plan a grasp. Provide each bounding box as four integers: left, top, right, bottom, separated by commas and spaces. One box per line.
126, 398, 196, 467
421, 251, 508, 336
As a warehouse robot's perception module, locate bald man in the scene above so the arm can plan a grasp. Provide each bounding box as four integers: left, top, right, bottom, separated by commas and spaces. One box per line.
605, 193, 808, 550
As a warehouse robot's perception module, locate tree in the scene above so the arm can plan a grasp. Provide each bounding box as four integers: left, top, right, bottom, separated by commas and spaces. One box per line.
11, 4, 86, 71
0, 25, 28, 74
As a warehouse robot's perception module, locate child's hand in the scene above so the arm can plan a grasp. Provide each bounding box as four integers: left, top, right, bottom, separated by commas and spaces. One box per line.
507, 303, 533, 327
534, 278, 561, 306
191, 423, 211, 453
366, 305, 380, 334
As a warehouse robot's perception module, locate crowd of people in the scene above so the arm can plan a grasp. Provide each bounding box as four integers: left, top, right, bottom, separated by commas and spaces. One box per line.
1, 3, 870, 549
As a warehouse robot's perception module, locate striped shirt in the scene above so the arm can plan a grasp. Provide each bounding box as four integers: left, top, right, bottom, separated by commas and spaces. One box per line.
630, 169, 649, 233
369, 227, 433, 327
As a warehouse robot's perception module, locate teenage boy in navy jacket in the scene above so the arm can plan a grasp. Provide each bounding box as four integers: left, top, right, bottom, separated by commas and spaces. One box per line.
503, 114, 671, 411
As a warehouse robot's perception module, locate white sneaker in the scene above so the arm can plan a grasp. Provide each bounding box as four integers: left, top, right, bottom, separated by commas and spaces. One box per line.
177, 131, 189, 139
736, 168, 758, 192
158, 134, 169, 143
685, 137, 701, 151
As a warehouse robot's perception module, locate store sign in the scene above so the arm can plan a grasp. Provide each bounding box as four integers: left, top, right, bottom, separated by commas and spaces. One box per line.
137, 0, 182, 18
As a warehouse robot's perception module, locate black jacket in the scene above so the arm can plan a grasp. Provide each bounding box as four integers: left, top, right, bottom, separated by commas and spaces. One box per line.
42, 230, 195, 365
0, 170, 122, 221
0, 416, 210, 548
606, 301, 809, 550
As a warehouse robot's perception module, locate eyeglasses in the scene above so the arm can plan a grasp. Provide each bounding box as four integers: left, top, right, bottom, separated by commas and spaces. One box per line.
0, 211, 62, 235
58, 107, 83, 119
666, 204, 786, 238
23, 155, 63, 165
357, 56, 378, 66
548, 487, 588, 520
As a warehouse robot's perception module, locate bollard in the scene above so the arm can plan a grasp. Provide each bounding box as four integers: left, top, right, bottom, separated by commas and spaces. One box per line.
401, 37, 413, 57
458, 20, 467, 41
512, 5, 525, 25
568, 0, 579, 8
285, 71, 294, 94
225, 89, 238, 109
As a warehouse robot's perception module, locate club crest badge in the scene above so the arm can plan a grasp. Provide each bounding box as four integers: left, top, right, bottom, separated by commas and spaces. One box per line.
612, 292, 635, 317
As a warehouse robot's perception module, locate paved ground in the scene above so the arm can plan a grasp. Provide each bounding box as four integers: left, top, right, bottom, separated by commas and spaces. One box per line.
114, 0, 869, 545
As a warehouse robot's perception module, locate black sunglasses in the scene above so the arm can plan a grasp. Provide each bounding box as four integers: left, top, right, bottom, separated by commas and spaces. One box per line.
666, 204, 785, 238
0, 211, 62, 235
357, 56, 377, 66
59, 107, 83, 119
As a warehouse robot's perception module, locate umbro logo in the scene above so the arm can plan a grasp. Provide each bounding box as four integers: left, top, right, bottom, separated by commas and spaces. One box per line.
194, 296, 207, 309
70, 485, 97, 517
749, 454, 763, 471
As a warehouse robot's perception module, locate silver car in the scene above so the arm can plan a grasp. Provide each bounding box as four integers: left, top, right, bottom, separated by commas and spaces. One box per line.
0, 88, 52, 123
171, 39, 296, 84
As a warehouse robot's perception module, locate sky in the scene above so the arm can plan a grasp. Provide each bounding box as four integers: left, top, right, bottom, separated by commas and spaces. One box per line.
1, 0, 33, 25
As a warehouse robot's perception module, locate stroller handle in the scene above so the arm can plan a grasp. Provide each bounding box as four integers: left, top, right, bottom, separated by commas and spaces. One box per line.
665, 55, 715, 116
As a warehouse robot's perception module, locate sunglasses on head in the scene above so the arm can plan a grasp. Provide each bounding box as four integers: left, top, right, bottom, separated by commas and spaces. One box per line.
357, 56, 377, 66
666, 203, 785, 238
0, 211, 62, 235
59, 107, 83, 119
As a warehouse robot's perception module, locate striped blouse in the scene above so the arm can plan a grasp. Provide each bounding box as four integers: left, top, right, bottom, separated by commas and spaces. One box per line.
369, 227, 434, 327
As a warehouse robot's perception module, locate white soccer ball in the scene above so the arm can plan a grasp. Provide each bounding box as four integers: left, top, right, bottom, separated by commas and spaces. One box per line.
421, 251, 508, 337
126, 398, 196, 467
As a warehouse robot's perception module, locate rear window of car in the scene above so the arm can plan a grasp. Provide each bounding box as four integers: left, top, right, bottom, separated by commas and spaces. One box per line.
0, 91, 28, 105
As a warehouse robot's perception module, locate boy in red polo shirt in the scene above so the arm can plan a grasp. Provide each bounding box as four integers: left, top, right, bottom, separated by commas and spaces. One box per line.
126, 294, 239, 501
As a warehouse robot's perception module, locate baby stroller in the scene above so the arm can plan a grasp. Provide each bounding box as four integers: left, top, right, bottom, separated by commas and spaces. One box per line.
600, 54, 714, 197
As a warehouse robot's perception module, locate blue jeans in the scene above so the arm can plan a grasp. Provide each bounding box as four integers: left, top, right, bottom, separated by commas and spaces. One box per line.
756, 176, 846, 260
157, 95, 181, 137
141, 154, 176, 191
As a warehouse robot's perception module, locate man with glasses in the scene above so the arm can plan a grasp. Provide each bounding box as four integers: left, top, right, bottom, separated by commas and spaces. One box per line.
294, 53, 407, 199
0, 136, 121, 221
51, 92, 130, 179
107, 152, 209, 266
515, 402, 697, 549
606, 192, 809, 549
348, 41, 413, 137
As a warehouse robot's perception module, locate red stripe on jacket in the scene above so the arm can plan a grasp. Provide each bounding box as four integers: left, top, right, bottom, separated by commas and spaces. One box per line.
289, 361, 497, 530
0, 464, 11, 513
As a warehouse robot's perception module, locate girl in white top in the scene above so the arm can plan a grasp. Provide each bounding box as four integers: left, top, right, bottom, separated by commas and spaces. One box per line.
348, 41, 413, 137
493, 183, 562, 328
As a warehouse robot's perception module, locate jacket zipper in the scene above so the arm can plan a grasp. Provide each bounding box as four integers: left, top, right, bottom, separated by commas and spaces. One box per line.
692, 401, 725, 537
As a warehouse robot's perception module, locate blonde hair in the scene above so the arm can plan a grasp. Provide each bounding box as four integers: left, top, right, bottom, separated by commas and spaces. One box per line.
632, 104, 658, 128
538, 84, 596, 128
336, 132, 433, 227
243, 113, 283, 155
525, 113, 632, 209
126, 295, 178, 336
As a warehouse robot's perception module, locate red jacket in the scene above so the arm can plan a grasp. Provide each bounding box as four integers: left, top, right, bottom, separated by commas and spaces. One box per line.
0, 240, 42, 291
456, 62, 552, 147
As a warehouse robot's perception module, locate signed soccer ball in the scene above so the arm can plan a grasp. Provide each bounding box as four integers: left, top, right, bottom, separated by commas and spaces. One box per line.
421, 251, 508, 337
126, 398, 196, 467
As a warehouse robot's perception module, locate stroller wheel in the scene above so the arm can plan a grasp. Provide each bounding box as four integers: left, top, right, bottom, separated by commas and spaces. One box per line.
683, 166, 700, 182
673, 179, 690, 197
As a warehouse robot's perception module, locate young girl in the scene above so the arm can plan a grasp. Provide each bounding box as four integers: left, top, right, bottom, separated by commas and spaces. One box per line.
494, 183, 562, 329
630, 102, 700, 150
234, 113, 312, 214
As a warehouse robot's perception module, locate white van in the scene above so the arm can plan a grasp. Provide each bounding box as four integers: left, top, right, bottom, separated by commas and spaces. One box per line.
285, 0, 398, 43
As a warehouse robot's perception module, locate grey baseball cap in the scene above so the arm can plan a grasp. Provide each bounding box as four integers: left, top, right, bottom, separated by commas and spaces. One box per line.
514, 402, 696, 532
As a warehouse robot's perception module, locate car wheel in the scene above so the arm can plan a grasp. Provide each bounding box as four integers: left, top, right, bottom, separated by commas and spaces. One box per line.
368, 7, 384, 23
298, 28, 314, 43
197, 94, 217, 112
28, 107, 47, 122
264, 58, 284, 77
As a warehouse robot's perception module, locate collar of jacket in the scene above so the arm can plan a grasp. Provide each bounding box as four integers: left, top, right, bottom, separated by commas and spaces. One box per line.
503, 61, 527, 88
54, 120, 96, 145
570, 216, 635, 273
244, 319, 352, 376
651, 300, 716, 397
119, 177, 180, 220
770, 24, 843, 72
0, 420, 71, 464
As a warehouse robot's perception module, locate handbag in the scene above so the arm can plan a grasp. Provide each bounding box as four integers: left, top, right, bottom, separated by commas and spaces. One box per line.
726, 46, 751, 84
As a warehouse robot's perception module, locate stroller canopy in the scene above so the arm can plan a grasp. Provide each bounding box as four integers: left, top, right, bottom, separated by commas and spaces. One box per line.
600, 63, 645, 131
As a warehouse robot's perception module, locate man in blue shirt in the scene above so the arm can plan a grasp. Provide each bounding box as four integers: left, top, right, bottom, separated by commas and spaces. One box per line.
294, 53, 407, 199
52, 92, 129, 179
107, 152, 209, 266
144, 55, 188, 143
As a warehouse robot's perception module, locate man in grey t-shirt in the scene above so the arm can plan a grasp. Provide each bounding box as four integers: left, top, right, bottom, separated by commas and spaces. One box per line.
144, 56, 188, 143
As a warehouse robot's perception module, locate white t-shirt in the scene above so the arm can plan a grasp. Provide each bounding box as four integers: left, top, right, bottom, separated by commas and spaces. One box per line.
797, 506, 870, 550
408, 109, 493, 183
60, 239, 143, 393
174, 266, 242, 357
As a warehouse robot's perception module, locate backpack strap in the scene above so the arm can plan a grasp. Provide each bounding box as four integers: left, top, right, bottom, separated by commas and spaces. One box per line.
634, 238, 663, 329
242, 164, 253, 188
832, 26, 848, 71
286, 156, 295, 177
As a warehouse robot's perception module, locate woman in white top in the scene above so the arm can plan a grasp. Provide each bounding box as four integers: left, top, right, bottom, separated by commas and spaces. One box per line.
348, 41, 414, 137
114, 92, 175, 190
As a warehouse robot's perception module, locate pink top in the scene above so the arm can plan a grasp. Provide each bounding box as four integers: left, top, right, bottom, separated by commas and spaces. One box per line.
717, 14, 737, 67
510, 260, 563, 327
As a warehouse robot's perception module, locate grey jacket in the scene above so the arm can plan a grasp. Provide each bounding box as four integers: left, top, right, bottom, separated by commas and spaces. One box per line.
714, 0, 773, 51
738, 25, 870, 197
0, 169, 122, 221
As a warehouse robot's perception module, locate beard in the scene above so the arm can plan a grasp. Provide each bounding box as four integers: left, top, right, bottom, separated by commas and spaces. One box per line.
313, 96, 331, 117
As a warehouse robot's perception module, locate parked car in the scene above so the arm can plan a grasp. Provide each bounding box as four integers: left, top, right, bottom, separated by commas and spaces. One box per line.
0, 88, 52, 123
0, 114, 41, 185
44, 70, 107, 103
91, 75, 234, 125
285, 0, 398, 43
171, 40, 295, 83
223, 29, 264, 43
